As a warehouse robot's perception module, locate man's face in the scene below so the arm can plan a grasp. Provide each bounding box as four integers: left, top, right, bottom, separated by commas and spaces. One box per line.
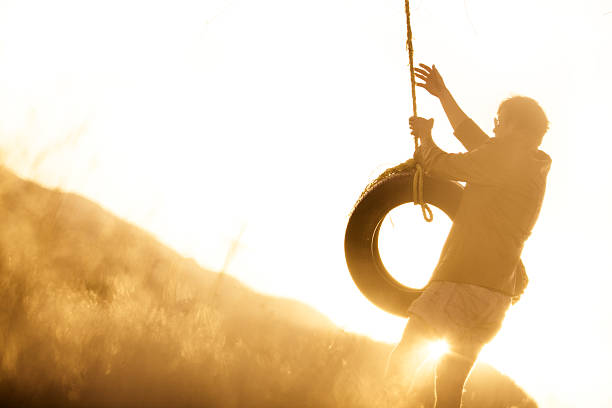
493, 108, 514, 139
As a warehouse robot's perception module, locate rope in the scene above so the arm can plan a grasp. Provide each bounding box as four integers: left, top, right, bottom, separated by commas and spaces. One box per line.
404, 0, 433, 222
412, 163, 433, 221
405, 0, 417, 121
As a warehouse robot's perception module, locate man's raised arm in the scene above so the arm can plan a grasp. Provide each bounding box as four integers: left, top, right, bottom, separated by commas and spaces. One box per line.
415, 64, 489, 151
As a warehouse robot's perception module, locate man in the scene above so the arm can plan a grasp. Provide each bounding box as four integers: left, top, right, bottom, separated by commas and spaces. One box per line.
385, 64, 551, 407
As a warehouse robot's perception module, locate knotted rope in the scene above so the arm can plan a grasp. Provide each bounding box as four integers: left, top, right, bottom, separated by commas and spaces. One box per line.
404, 0, 433, 222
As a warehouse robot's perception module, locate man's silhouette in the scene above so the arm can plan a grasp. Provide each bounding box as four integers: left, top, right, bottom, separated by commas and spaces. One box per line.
386, 64, 551, 407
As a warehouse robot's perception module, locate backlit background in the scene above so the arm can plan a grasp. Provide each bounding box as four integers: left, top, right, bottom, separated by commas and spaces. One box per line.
0, 0, 610, 406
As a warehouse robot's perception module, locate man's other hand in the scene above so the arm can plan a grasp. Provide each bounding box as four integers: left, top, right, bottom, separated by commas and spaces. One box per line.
415, 64, 447, 98
409, 116, 434, 141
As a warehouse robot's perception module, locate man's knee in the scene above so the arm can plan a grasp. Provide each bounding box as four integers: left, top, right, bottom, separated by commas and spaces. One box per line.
399, 314, 437, 347
386, 315, 436, 380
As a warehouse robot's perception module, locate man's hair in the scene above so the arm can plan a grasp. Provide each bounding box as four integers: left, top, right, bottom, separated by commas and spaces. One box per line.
498, 96, 549, 148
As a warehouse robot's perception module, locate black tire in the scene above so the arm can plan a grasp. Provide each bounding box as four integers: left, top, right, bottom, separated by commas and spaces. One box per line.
344, 170, 464, 317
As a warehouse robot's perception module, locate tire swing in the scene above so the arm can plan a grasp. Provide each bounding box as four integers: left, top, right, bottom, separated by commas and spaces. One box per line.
343, 0, 463, 317
344, 161, 464, 317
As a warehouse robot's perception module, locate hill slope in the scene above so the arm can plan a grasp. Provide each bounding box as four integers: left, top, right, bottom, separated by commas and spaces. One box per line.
0, 167, 536, 407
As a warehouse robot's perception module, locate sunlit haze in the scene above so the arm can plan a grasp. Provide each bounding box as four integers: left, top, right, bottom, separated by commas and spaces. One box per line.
1, 0, 611, 406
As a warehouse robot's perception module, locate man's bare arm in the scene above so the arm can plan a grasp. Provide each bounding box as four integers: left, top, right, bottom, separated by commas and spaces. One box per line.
415, 64, 489, 151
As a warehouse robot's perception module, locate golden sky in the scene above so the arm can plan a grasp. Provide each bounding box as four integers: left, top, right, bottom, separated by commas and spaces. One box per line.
0, 0, 611, 406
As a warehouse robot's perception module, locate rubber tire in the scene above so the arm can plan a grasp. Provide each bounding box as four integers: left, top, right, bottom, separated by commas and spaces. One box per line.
344, 171, 464, 317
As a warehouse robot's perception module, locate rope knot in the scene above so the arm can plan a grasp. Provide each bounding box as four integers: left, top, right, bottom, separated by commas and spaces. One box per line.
413, 163, 433, 222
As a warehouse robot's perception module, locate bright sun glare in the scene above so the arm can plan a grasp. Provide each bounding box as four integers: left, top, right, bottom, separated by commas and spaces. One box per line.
428, 340, 450, 360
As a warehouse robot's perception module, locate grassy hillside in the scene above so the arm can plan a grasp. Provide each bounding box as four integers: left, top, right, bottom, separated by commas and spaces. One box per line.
0, 167, 536, 407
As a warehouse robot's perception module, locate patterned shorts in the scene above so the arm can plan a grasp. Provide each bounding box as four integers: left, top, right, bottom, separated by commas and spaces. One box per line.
407, 280, 512, 359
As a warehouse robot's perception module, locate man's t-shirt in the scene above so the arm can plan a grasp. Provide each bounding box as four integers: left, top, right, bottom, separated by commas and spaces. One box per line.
417, 119, 551, 296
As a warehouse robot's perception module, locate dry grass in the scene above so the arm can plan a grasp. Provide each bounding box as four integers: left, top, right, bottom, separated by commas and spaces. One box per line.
0, 167, 536, 408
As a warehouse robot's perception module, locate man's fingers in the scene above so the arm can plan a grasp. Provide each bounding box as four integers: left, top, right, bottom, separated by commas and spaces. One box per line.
409, 116, 433, 133
418, 63, 432, 72
415, 73, 428, 81
416, 82, 427, 89
414, 68, 429, 77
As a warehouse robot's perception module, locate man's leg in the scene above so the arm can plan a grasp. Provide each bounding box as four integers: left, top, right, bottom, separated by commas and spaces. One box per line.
433, 348, 477, 408
385, 314, 437, 383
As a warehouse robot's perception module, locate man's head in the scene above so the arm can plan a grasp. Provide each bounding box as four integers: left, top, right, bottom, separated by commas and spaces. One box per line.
493, 96, 549, 149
